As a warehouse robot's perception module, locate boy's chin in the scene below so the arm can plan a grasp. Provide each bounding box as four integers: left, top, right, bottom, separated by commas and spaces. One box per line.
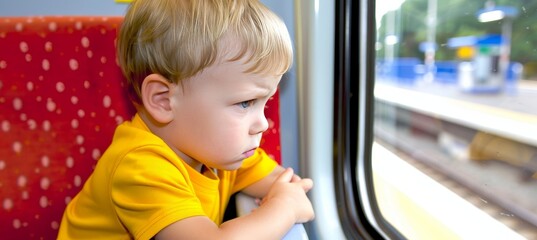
217, 160, 244, 171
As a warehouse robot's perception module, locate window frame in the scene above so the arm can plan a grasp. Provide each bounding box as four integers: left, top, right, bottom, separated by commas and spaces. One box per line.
333, 0, 405, 239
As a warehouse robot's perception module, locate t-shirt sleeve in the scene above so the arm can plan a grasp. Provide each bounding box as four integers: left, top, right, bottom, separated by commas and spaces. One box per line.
231, 148, 278, 193
111, 147, 206, 240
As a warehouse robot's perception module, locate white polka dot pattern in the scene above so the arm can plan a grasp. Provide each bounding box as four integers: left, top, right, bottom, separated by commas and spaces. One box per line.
0, 16, 133, 239
0, 16, 282, 239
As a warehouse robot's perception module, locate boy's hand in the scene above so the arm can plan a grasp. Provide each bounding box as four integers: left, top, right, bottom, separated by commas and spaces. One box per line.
261, 168, 314, 223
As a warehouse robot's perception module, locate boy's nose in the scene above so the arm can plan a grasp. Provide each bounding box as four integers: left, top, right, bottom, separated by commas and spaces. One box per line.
251, 111, 269, 135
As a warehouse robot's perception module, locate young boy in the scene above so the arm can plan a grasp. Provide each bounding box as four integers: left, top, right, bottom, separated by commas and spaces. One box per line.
57, 0, 314, 239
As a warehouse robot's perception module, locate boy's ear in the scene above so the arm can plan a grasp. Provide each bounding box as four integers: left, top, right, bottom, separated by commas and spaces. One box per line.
141, 74, 174, 124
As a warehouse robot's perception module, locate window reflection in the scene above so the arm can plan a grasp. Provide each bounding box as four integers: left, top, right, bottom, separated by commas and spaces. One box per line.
373, 0, 537, 238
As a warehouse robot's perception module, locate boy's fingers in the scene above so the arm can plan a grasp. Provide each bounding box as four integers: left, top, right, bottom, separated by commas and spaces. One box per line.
299, 178, 313, 192
274, 168, 313, 192
291, 174, 302, 182
276, 167, 294, 183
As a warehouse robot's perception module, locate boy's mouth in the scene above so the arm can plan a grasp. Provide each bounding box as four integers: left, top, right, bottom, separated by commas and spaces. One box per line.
243, 147, 257, 158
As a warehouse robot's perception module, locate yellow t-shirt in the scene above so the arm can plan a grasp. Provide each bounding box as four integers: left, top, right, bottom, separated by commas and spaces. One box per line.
58, 114, 277, 239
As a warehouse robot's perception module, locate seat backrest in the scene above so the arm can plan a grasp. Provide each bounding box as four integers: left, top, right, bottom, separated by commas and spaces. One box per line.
0, 16, 281, 239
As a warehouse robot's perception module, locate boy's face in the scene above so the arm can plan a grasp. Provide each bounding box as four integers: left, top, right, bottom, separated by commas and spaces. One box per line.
166, 57, 281, 171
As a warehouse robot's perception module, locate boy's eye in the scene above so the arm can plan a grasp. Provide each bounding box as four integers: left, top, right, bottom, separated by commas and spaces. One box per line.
238, 100, 254, 109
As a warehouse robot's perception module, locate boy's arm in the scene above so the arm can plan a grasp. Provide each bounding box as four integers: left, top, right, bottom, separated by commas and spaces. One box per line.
154, 168, 314, 240
241, 165, 306, 198
240, 165, 285, 198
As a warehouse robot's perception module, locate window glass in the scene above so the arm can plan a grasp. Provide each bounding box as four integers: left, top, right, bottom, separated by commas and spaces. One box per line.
373, 0, 537, 238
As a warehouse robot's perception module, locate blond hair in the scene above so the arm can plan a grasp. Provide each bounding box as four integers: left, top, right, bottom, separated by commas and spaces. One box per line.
117, 0, 293, 104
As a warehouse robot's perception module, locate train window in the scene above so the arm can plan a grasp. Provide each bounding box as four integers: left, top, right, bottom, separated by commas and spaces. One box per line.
369, 0, 537, 239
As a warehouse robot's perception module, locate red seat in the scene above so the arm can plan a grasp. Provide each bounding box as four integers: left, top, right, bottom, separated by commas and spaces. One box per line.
0, 16, 281, 239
